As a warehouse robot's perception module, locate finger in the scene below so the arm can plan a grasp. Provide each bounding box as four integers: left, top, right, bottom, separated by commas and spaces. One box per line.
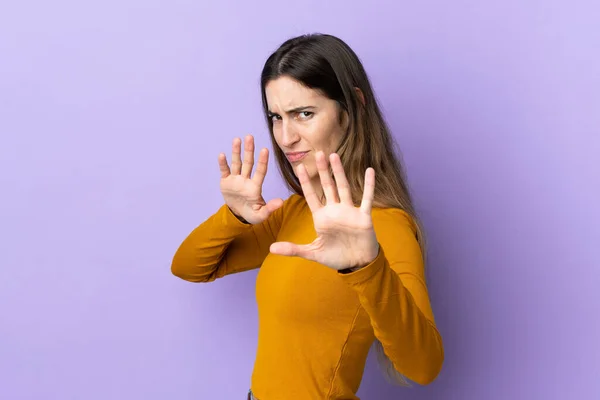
297, 163, 322, 213
240, 135, 255, 178
252, 148, 269, 186
230, 137, 242, 175
329, 153, 352, 205
360, 167, 376, 214
316, 151, 339, 204
270, 241, 315, 261
218, 153, 231, 179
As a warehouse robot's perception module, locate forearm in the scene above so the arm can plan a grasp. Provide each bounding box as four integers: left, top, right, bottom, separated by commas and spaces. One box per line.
171, 204, 269, 282
339, 248, 444, 384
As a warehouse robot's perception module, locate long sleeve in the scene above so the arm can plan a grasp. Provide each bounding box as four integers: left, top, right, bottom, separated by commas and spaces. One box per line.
337, 208, 444, 385
171, 196, 291, 283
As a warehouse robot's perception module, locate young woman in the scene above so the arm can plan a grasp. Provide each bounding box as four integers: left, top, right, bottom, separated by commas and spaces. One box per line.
171, 33, 444, 399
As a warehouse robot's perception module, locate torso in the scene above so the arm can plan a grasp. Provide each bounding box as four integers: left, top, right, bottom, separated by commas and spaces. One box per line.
252, 196, 375, 399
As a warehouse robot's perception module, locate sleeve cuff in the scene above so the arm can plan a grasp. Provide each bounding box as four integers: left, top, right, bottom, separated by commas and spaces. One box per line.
337, 245, 386, 286
219, 204, 253, 229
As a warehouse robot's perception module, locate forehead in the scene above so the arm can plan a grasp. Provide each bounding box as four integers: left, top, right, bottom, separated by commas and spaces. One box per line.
265, 76, 324, 110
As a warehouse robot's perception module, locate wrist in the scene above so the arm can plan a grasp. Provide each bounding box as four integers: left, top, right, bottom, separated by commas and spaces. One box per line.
339, 244, 380, 274
228, 206, 250, 224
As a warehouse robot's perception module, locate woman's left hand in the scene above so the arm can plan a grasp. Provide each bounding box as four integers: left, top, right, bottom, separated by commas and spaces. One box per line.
270, 151, 380, 271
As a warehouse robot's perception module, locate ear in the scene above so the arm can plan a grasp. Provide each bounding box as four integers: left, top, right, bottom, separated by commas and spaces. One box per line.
354, 87, 366, 106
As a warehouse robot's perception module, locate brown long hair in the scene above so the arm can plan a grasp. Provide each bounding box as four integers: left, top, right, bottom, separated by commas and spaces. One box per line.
260, 33, 427, 386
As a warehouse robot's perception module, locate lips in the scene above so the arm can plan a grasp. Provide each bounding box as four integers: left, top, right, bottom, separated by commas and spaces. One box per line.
285, 151, 309, 162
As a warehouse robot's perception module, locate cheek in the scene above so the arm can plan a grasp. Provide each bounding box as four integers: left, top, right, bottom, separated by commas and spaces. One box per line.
315, 120, 343, 151
330, 129, 345, 149
329, 117, 346, 148
304, 121, 331, 148
271, 125, 283, 145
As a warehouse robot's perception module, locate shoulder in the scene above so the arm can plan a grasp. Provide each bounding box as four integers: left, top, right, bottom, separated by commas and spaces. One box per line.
371, 207, 423, 268
276, 193, 306, 221
285, 193, 304, 205
371, 207, 418, 237
280, 193, 305, 211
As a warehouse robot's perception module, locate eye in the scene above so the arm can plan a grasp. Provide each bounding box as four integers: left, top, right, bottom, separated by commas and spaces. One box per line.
298, 111, 313, 120
269, 114, 281, 122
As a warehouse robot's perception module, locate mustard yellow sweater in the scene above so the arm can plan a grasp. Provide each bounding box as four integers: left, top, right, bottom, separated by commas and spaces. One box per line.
171, 194, 443, 399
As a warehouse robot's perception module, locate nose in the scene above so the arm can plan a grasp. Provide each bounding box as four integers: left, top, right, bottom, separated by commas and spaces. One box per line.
279, 120, 301, 148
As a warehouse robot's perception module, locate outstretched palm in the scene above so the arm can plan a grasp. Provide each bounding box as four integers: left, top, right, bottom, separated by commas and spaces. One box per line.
270, 151, 380, 271
219, 136, 283, 225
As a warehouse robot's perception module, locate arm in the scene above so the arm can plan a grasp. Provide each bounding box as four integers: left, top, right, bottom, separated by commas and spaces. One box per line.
337, 208, 444, 385
171, 196, 291, 283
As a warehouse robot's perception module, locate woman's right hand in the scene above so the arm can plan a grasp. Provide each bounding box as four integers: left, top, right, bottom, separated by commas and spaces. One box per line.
219, 135, 283, 225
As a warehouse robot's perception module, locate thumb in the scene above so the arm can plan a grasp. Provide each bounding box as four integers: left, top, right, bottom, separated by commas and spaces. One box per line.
265, 197, 284, 213
270, 242, 314, 261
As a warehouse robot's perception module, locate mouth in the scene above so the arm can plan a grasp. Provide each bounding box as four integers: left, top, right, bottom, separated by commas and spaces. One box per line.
285, 151, 309, 163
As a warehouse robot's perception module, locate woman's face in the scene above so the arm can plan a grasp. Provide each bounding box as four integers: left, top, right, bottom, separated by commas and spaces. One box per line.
265, 76, 347, 186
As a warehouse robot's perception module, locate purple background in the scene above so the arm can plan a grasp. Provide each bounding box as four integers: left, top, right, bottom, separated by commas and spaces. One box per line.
1, 0, 598, 399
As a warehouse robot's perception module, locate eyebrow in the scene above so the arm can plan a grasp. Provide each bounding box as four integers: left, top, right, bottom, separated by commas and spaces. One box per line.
267, 106, 316, 115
